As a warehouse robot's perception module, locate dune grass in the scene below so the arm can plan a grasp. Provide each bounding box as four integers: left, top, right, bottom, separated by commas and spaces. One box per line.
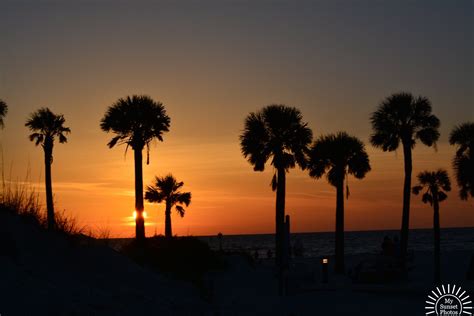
0, 173, 85, 237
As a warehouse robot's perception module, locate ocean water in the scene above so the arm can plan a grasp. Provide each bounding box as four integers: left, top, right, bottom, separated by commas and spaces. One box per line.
198, 227, 474, 258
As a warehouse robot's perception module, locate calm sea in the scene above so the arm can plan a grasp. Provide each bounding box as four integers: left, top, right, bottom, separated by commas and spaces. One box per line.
198, 227, 474, 258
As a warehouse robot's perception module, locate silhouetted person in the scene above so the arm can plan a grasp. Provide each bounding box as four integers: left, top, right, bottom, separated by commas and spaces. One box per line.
145, 174, 191, 239
382, 236, 394, 256
308, 132, 371, 274
393, 235, 400, 257
240, 105, 312, 267
293, 238, 304, 257
101, 95, 171, 241
267, 248, 273, 259
371, 92, 440, 264
217, 232, 223, 252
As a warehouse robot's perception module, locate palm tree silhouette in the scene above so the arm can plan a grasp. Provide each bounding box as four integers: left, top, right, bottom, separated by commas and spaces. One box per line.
100, 95, 170, 240
370, 92, 440, 262
240, 104, 312, 265
308, 132, 371, 274
25, 108, 70, 230
0, 99, 8, 128
145, 174, 191, 239
449, 122, 474, 200
412, 169, 451, 283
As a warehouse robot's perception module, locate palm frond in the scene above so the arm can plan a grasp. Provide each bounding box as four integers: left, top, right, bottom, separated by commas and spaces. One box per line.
240, 104, 312, 173
308, 132, 370, 189
449, 122, 474, 200
25, 107, 70, 148
145, 174, 192, 217
370, 92, 439, 151
100, 95, 171, 160
0, 99, 8, 128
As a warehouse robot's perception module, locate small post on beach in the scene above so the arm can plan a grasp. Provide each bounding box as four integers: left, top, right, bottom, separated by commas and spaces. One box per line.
322, 258, 329, 283
279, 215, 291, 296
217, 232, 223, 253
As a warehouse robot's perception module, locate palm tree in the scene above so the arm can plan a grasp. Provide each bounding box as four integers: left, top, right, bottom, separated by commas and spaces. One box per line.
0, 99, 8, 128
308, 132, 371, 273
145, 174, 191, 238
100, 95, 170, 241
370, 92, 440, 262
25, 108, 70, 230
412, 169, 451, 283
449, 122, 474, 200
240, 104, 312, 266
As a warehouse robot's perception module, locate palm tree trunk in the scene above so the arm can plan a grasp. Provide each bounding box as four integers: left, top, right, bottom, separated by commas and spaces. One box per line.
433, 196, 441, 283
165, 200, 172, 238
275, 167, 286, 267
134, 148, 145, 240
400, 141, 412, 263
335, 178, 345, 274
44, 144, 55, 231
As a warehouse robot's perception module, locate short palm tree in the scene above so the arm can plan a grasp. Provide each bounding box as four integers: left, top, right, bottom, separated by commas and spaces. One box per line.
308, 132, 371, 274
370, 92, 440, 262
240, 104, 312, 265
100, 95, 170, 240
0, 99, 8, 128
449, 122, 474, 200
25, 108, 70, 230
412, 169, 451, 283
145, 174, 191, 238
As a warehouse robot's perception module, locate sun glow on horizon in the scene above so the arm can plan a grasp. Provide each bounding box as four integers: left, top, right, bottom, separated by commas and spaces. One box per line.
132, 211, 148, 220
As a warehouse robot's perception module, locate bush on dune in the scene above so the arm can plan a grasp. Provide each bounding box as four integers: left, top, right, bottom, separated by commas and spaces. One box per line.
121, 235, 227, 282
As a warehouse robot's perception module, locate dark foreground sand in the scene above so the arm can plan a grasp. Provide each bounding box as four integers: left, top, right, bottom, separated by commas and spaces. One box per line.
1, 210, 472, 315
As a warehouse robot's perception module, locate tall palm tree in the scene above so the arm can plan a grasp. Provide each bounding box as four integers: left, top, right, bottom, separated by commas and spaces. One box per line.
308, 132, 371, 274
101, 95, 170, 241
449, 122, 474, 200
370, 92, 440, 262
240, 105, 312, 266
412, 169, 451, 283
145, 174, 191, 238
25, 108, 70, 230
0, 99, 8, 128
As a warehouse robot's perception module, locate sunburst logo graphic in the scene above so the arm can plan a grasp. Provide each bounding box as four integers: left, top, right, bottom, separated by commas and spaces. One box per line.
426, 284, 472, 315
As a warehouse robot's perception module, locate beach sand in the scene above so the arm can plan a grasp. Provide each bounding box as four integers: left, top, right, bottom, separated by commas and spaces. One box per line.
1, 210, 472, 315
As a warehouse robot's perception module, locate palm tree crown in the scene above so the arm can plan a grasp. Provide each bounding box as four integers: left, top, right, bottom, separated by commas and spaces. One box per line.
449, 122, 474, 200
412, 169, 451, 205
25, 107, 71, 150
145, 174, 191, 238
309, 132, 371, 187
0, 99, 8, 128
370, 92, 440, 150
100, 95, 170, 163
240, 104, 312, 173
145, 174, 192, 217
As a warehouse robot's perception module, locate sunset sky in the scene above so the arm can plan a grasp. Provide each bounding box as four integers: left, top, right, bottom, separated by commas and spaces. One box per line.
0, 0, 472, 237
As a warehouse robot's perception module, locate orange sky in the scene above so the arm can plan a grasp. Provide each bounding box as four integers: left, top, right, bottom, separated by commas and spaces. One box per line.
0, 1, 472, 237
